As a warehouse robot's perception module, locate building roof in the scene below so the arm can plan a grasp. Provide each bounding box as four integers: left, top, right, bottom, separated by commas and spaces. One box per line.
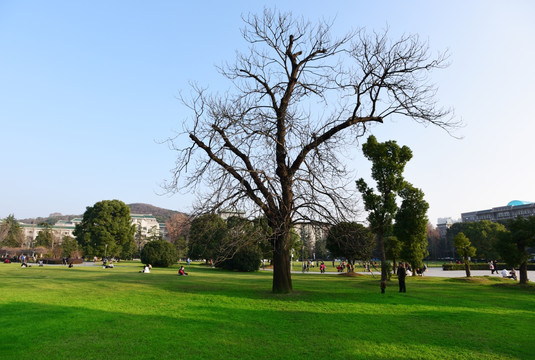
507, 200, 534, 207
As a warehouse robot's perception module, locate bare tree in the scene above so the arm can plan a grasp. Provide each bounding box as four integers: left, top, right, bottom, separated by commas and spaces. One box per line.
165, 9, 457, 293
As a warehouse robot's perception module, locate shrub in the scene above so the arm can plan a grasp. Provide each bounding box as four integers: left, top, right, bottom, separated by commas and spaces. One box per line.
219, 248, 261, 272
140, 240, 178, 267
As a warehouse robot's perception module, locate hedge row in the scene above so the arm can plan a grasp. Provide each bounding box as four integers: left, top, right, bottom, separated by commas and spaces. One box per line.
442, 263, 535, 271
1, 258, 84, 265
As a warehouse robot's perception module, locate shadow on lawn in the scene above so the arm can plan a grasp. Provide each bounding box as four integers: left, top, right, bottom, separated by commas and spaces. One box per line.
0, 298, 532, 360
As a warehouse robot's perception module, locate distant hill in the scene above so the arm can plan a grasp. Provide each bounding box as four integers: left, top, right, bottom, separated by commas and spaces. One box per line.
127, 203, 186, 223
18, 203, 186, 225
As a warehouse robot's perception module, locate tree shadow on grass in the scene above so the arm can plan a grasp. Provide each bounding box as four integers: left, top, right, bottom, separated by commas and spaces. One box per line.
0, 299, 532, 360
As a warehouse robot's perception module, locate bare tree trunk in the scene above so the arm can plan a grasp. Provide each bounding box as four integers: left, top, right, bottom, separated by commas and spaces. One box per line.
464, 261, 471, 277
519, 261, 528, 284
272, 231, 292, 293
378, 234, 388, 283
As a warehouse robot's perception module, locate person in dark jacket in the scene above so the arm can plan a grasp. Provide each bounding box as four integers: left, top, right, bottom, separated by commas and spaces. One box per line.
397, 263, 407, 293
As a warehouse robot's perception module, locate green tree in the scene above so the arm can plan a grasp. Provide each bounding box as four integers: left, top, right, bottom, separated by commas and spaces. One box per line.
356, 135, 413, 285
188, 213, 227, 263
394, 184, 429, 276
34, 223, 55, 248
326, 222, 375, 272
0, 214, 24, 247
140, 240, 178, 267
447, 220, 506, 261
453, 232, 476, 277
496, 216, 535, 284
166, 10, 455, 293
73, 200, 135, 259
61, 236, 79, 258
385, 235, 402, 274
166, 213, 191, 259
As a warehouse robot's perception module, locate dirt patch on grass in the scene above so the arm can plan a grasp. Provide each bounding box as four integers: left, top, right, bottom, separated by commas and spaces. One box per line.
447, 277, 494, 285
338, 272, 364, 277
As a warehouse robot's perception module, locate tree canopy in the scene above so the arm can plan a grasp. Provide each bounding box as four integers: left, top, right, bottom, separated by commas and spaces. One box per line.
326, 222, 374, 271
357, 135, 413, 283
453, 232, 476, 277
73, 200, 136, 259
166, 9, 455, 293
140, 240, 178, 267
447, 220, 507, 261
0, 214, 24, 247
496, 216, 535, 284
394, 184, 429, 275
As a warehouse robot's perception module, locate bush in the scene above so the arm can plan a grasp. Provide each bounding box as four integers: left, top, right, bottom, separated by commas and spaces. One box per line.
219, 248, 262, 272
140, 240, 178, 267
36, 258, 83, 265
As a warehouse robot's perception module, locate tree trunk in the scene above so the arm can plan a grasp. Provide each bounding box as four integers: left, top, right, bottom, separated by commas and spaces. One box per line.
377, 234, 388, 283
519, 261, 528, 284
464, 260, 471, 277
272, 231, 293, 293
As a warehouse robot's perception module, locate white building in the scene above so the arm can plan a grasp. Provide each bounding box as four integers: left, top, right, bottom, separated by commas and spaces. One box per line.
19, 214, 161, 247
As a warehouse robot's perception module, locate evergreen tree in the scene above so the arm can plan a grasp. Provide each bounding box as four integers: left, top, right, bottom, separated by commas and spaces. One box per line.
356, 135, 412, 285
73, 200, 135, 259
394, 184, 429, 275
0, 214, 24, 247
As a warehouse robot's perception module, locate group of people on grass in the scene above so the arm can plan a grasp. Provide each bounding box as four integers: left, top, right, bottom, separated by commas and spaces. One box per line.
489, 260, 517, 280
138, 263, 188, 276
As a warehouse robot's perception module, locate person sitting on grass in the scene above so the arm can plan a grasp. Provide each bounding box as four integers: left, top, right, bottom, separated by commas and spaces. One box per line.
140, 265, 150, 273
178, 266, 188, 276
508, 268, 517, 281
501, 268, 508, 278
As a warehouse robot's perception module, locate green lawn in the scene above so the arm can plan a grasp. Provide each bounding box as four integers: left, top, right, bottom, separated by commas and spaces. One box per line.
1, 262, 533, 360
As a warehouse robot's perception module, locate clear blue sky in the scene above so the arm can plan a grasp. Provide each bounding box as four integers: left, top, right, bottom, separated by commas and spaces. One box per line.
1, 0, 534, 223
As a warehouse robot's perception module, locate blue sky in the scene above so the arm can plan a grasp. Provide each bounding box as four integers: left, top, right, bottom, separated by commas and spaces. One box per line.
1, 0, 534, 223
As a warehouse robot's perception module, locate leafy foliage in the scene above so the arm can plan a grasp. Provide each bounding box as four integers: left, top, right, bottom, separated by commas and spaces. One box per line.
453, 232, 477, 277
219, 246, 262, 272
34, 223, 55, 248
61, 236, 80, 258
188, 214, 227, 261
357, 135, 413, 281
140, 240, 178, 267
447, 220, 507, 260
73, 200, 136, 259
394, 184, 429, 273
0, 214, 24, 247
496, 216, 535, 284
326, 222, 374, 270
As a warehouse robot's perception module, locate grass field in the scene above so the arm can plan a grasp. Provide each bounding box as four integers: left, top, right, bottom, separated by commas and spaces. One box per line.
1, 262, 533, 360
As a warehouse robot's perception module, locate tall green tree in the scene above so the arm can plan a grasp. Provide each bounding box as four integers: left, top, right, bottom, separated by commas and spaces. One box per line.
453, 232, 476, 277
73, 200, 135, 259
326, 222, 375, 272
188, 213, 227, 263
385, 236, 402, 273
34, 223, 55, 248
496, 216, 535, 284
61, 236, 80, 258
0, 214, 24, 247
165, 10, 456, 293
356, 135, 413, 285
394, 184, 429, 275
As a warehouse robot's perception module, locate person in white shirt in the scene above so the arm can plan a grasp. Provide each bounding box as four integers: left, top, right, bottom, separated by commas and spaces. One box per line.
501, 268, 508, 278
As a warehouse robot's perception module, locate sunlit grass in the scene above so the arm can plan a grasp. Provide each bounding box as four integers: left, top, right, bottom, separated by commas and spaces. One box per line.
0, 261, 533, 359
